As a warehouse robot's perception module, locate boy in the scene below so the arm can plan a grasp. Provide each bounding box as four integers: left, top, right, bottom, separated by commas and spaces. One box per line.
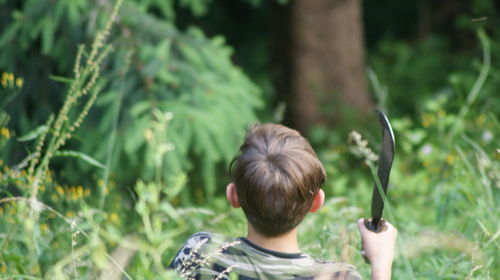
170, 124, 397, 280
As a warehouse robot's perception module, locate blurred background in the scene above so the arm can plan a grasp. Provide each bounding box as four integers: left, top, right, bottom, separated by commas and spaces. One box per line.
0, 0, 498, 279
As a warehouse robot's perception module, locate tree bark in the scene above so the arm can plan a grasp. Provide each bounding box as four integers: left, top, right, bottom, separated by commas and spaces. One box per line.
288, 0, 372, 134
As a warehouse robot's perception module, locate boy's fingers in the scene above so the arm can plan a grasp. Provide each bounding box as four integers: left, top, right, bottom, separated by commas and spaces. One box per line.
357, 218, 363, 229
357, 218, 365, 228
358, 218, 397, 236
357, 218, 370, 234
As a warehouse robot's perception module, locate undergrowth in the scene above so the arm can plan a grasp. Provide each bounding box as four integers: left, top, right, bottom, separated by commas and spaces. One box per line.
0, 2, 498, 280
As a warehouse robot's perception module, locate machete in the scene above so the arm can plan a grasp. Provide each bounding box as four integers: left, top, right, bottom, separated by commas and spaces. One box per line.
364, 109, 395, 233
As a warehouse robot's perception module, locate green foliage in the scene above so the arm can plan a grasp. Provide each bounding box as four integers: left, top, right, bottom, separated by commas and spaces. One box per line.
0, 0, 260, 277
0, 0, 262, 201
368, 31, 500, 120
0, 0, 499, 279
0, 71, 22, 155
308, 30, 499, 279
104, 20, 262, 197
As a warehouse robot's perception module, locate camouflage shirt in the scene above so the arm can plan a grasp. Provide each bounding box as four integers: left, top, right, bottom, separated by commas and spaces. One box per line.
169, 232, 362, 280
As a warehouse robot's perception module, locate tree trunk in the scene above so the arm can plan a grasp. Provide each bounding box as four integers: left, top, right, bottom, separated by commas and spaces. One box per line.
288, 0, 372, 134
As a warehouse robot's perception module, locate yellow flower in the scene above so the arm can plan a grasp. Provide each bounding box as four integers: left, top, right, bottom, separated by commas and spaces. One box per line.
0, 128, 10, 139
77, 186, 84, 198
66, 211, 75, 218
40, 223, 49, 233
0, 263, 6, 273
51, 194, 58, 201
15, 77, 23, 88
68, 187, 75, 200
109, 212, 119, 224
1, 73, 8, 86
438, 109, 446, 118
56, 185, 64, 196
84, 188, 91, 196
422, 113, 435, 128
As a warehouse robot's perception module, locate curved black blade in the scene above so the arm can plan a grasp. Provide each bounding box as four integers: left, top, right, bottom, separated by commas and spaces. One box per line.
368, 109, 395, 232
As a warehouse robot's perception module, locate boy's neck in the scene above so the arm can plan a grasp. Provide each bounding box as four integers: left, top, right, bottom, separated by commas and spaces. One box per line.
246, 224, 301, 254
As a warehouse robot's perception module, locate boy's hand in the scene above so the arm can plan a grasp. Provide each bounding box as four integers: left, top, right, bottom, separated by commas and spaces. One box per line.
358, 218, 397, 280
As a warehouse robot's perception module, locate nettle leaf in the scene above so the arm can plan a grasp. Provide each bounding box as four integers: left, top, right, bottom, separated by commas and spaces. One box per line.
164, 172, 187, 198
130, 101, 152, 117
124, 117, 150, 156
41, 17, 56, 55
54, 150, 106, 169
17, 125, 48, 142
48, 75, 73, 84
0, 22, 21, 47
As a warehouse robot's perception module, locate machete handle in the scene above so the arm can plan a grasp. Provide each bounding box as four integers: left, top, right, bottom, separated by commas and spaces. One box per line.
364, 218, 388, 233
361, 218, 388, 264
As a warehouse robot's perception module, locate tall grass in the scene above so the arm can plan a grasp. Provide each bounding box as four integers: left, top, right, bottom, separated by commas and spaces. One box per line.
0, 0, 126, 278
301, 29, 498, 280
0, 5, 498, 280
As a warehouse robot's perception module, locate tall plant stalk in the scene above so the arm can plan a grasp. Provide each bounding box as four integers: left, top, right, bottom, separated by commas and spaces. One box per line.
27, 0, 123, 202
446, 29, 491, 142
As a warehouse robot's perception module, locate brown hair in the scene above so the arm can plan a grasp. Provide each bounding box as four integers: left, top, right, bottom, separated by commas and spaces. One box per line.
230, 123, 326, 237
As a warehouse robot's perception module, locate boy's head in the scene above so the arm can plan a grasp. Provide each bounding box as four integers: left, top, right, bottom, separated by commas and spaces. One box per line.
229, 123, 326, 237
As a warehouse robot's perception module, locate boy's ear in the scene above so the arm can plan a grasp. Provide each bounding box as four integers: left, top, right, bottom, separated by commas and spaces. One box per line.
309, 189, 325, 213
226, 183, 240, 208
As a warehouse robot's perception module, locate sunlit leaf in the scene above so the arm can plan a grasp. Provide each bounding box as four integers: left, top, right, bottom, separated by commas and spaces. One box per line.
17, 125, 48, 142
54, 150, 106, 169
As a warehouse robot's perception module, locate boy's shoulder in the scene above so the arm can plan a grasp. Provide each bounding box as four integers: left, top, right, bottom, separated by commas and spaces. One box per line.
168, 232, 241, 278
170, 232, 362, 280
172, 231, 238, 258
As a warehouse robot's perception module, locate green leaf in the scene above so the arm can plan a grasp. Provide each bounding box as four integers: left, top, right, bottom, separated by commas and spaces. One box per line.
48, 75, 74, 84
160, 201, 181, 221
90, 243, 109, 269
41, 18, 55, 55
164, 172, 187, 198
54, 150, 106, 169
0, 22, 21, 47
17, 125, 48, 142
